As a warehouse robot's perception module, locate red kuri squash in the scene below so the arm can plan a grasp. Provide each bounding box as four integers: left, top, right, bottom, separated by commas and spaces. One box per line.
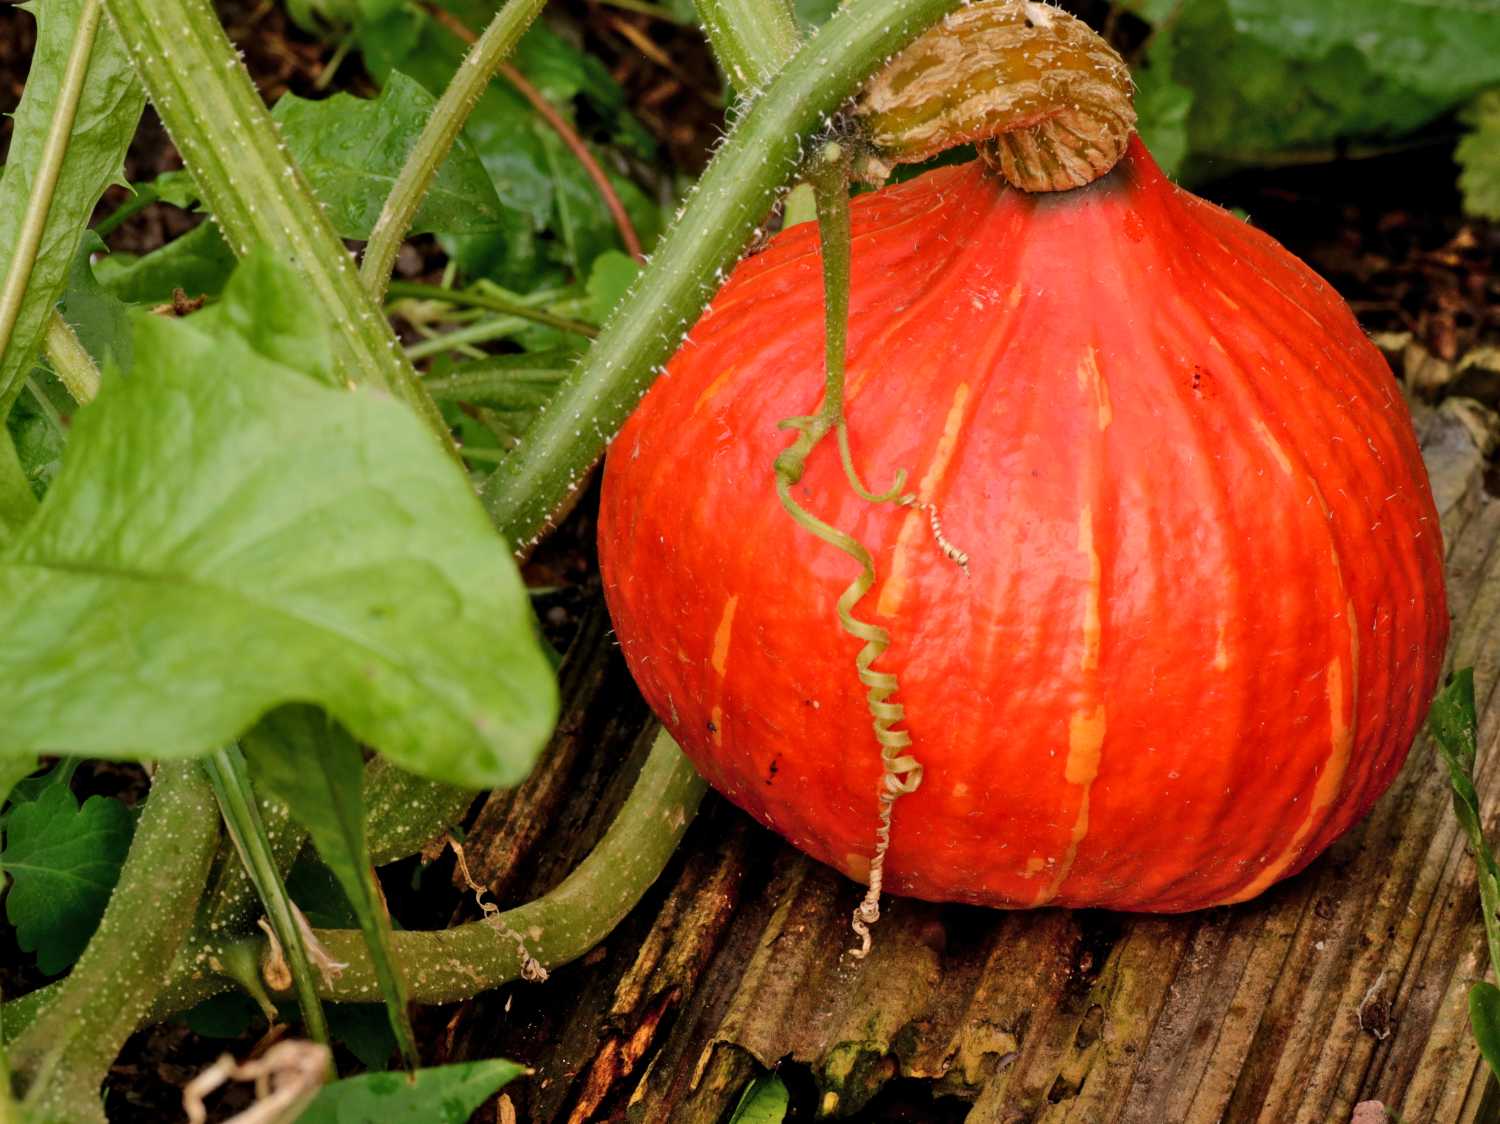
598, 135, 1447, 914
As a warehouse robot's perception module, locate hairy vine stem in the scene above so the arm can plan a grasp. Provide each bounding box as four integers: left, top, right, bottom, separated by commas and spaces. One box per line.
387, 280, 598, 339
9, 762, 219, 1124
480, 0, 968, 555
692, 0, 800, 90
284, 728, 705, 1003
4, 728, 705, 1031
99, 0, 454, 454
360, 0, 551, 300
44, 311, 101, 405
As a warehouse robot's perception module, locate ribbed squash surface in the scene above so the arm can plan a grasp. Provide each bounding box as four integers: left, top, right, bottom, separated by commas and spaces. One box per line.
598, 140, 1448, 910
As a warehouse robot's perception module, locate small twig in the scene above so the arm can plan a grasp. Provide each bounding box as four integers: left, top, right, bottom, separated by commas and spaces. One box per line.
426, 5, 645, 262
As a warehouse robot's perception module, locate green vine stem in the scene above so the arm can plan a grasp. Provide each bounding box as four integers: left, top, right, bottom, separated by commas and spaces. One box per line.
288, 728, 705, 1003
44, 310, 102, 405
359, 0, 550, 301
8, 762, 219, 1124
0, 0, 101, 368
202, 745, 331, 1048
480, 0, 967, 555
6, 729, 704, 1032
692, 0, 800, 91
98, 0, 454, 454
387, 280, 598, 340
3, 756, 477, 1045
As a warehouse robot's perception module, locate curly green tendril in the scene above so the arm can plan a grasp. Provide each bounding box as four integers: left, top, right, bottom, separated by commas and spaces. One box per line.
772, 139, 923, 958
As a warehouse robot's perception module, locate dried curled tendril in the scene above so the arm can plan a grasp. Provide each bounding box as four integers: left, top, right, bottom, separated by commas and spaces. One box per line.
450, 836, 549, 982
773, 141, 964, 958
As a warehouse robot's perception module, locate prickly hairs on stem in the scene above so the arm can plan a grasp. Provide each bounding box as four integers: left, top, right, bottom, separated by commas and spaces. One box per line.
771, 0, 1135, 956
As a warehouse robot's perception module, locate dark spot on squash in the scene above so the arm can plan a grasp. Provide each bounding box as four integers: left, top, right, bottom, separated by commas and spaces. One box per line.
706, 719, 717, 733
766, 755, 780, 783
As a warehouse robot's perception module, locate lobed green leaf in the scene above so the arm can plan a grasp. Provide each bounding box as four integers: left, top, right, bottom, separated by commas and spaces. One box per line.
0, 779, 133, 975
92, 221, 238, 307
272, 72, 507, 241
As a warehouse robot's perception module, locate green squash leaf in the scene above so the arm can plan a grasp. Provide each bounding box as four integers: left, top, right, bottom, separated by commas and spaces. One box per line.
1225, 0, 1500, 103
1458, 91, 1500, 221
58, 233, 134, 375
585, 249, 643, 325
1130, 36, 1195, 179
1118, 0, 1181, 23
357, 16, 657, 287
0, 758, 40, 819
0, 0, 145, 412
1, 417, 47, 532
145, 169, 203, 211
1132, 0, 1500, 176
244, 707, 418, 1068
193, 249, 335, 383
0, 779, 133, 975
298, 1058, 525, 1123
728, 1074, 790, 1124
93, 220, 238, 306
1470, 981, 1500, 1080
271, 72, 507, 240
0, 759, 77, 826
326, 1003, 399, 1072
0, 252, 558, 788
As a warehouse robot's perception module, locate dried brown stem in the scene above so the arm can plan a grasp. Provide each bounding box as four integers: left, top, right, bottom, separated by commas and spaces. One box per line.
854, 0, 1136, 192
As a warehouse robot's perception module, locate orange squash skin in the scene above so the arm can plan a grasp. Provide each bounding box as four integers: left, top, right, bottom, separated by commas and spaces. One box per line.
597, 140, 1449, 911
